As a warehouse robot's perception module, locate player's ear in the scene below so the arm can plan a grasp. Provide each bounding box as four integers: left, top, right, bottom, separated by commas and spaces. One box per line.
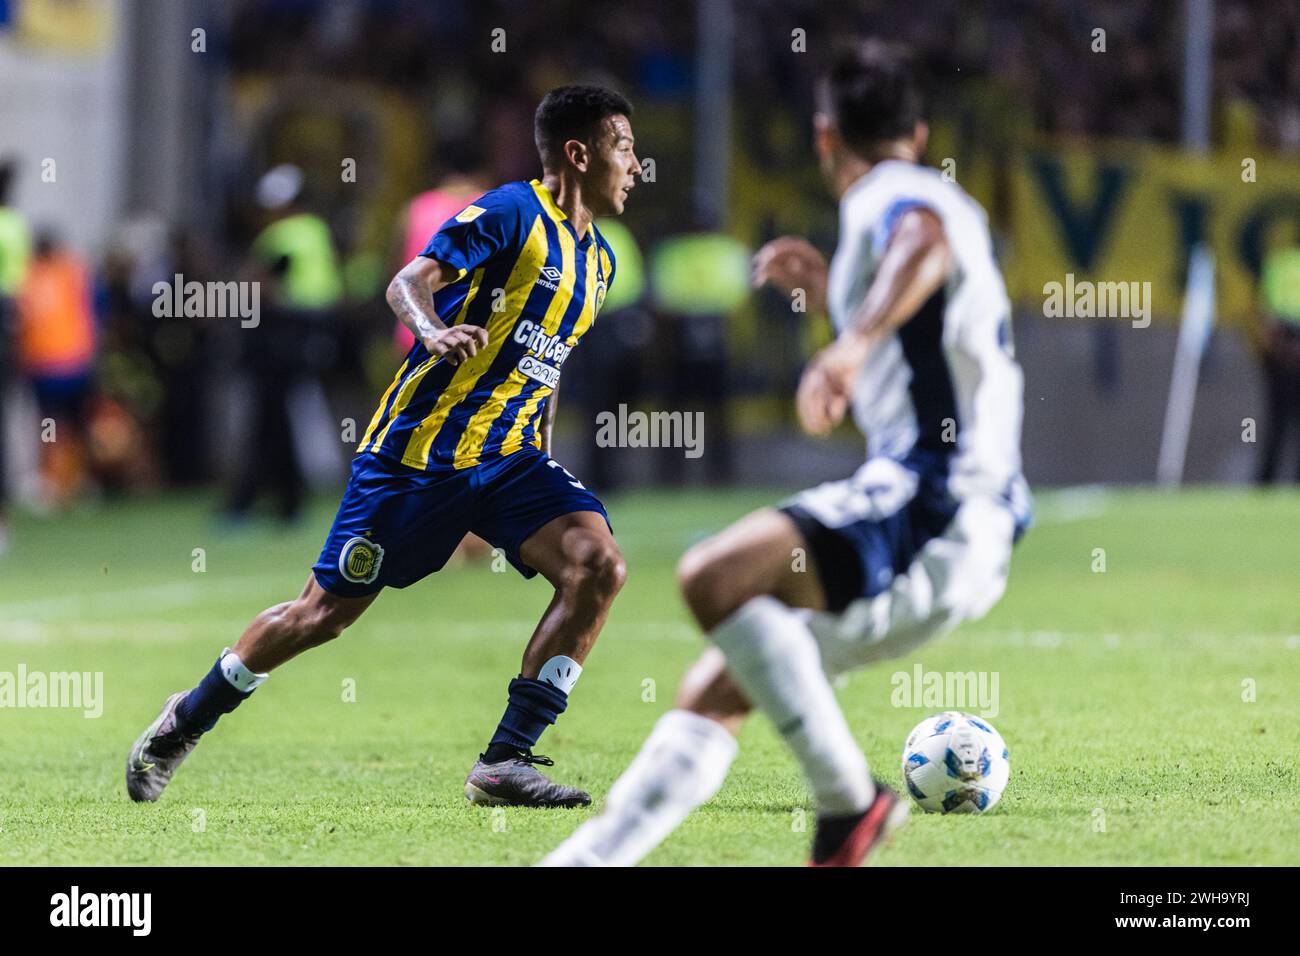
812, 112, 836, 160
564, 138, 589, 172
911, 121, 930, 159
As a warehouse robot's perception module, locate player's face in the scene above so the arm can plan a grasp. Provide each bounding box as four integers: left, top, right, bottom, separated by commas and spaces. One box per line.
586, 114, 640, 216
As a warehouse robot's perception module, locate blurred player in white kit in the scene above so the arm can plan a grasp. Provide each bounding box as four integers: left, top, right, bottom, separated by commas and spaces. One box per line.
544, 39, 1031, 867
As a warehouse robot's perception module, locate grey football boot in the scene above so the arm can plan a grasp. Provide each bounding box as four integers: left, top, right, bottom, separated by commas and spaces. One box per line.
464, 751, 591, 808
126, 692, 202, 802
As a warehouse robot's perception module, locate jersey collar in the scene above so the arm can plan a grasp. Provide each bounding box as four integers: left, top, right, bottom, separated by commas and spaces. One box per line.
530, 179, 594, 247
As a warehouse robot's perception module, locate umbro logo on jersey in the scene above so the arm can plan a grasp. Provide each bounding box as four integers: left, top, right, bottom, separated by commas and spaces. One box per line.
535, 265, 563, 291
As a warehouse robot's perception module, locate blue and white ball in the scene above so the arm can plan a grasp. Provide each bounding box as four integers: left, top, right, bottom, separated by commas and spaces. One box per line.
900, 712, 1010, 813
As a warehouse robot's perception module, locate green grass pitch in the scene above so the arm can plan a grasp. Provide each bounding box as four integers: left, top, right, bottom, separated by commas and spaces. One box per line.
1, 486, 1297, 865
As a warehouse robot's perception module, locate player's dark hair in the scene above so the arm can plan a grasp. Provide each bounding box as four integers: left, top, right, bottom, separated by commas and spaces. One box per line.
534, 85, 633, 169
817, 40, 922, 155
0, 157, 15, 205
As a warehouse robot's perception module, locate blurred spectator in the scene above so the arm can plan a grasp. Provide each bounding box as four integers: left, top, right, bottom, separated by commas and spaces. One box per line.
224, 164, 344, 523
0, 157, 32, 550
1252, 241, 1300, 484
392, 136, 492, 353
568, 216, 651, 491
649, 229, 750, 485
16, 231, 97, 505
97, 220, 212, 489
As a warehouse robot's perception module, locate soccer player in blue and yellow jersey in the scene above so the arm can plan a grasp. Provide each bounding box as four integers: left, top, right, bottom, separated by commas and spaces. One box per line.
126, 87, 641, 808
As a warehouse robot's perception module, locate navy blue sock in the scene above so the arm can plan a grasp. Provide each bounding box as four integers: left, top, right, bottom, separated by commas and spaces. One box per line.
484, 676, 568, 761
175, 657, 255, 735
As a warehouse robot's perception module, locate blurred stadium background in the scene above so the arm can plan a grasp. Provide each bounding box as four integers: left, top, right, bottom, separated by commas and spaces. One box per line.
3, 0, 1300, 869
1, 0, 1298, 534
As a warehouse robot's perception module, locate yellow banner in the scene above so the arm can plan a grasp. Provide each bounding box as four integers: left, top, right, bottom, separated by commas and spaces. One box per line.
1005, 141, 1300, 326
15, 0, 115, 54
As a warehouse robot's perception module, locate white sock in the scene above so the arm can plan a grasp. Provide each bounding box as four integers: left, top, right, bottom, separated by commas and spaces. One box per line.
710, 595, 873, 815
539, 709, 737, 867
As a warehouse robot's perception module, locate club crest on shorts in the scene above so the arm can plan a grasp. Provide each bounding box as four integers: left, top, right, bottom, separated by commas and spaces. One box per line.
338, 536, 384, 584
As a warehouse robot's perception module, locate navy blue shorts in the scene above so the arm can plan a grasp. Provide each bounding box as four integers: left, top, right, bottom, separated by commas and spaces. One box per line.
780, 454, 1030, 613
313, 449, 609, 597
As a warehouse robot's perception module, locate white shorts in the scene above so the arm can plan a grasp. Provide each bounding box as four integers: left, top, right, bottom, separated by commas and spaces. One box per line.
780, 456, 1027, 677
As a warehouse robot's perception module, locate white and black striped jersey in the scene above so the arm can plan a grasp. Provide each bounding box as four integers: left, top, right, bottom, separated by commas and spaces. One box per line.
826, 159, 1027, 508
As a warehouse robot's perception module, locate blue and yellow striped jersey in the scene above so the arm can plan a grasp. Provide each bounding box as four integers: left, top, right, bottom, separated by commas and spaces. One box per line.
359, 179, 616, 471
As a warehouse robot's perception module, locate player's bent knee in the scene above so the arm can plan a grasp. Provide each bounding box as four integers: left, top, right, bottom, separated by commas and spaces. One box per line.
676, 545, 733, 627
569, 535, 627, 601
675, 544, 711, 603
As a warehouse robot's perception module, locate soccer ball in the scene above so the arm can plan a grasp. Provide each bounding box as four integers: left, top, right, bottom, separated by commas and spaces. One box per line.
900, 712, 1010, 813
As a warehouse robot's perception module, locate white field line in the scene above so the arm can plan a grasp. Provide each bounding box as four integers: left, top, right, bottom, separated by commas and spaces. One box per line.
0, 574, 277, 623
0, 487, 1111, 624
4, 608, 1293, 652
1031, 486, 1112, 525
0, 606, 703, 644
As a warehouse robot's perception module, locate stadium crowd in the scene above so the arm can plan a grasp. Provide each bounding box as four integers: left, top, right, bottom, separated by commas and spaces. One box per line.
1, 0, 1298, 543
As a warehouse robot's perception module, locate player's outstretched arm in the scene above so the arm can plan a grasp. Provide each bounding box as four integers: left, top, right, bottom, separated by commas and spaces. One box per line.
845, 207, 951, 347
797, 207, 952, 435
386, 256, 489, 365
751, 236, 828, 313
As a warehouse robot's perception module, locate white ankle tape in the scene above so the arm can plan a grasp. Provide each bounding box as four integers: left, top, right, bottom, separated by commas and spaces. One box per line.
219, 648, 268, 692
537, 655, 582, 695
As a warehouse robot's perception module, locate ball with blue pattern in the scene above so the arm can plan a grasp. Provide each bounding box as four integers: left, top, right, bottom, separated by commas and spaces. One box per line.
900, 711, 1010, 814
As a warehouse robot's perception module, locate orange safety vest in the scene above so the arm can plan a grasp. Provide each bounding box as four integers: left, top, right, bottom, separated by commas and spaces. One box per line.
17, 252, 95, 376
